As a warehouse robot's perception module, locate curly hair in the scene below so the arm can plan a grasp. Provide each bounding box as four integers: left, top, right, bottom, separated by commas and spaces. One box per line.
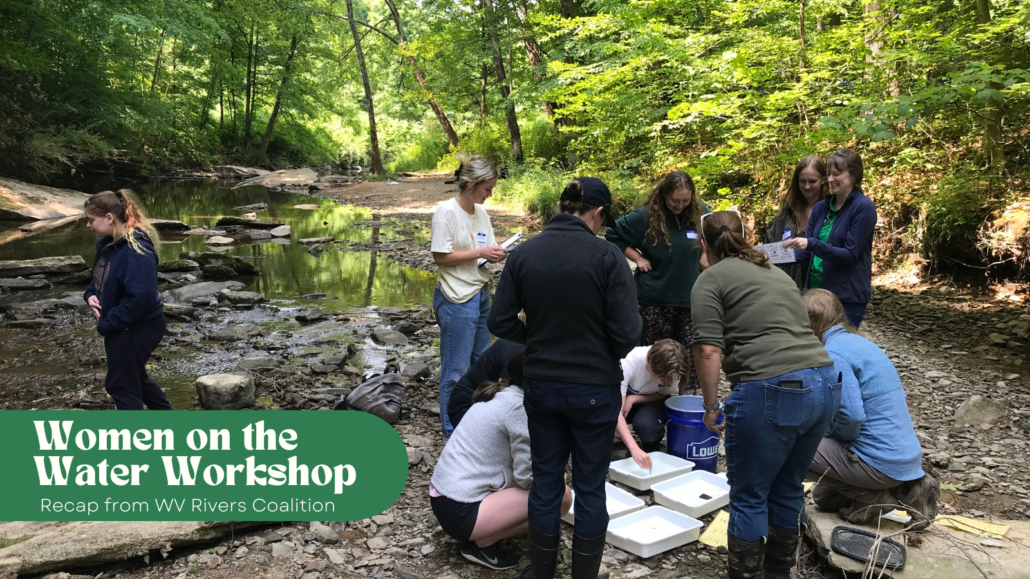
645, 171, 702, 246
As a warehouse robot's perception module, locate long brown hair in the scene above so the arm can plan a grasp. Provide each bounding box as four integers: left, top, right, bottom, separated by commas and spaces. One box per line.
701, 211, 769, 268
645, 171, 703, 246
782, 156, 827, 228
802, 289, 855, 340
83, 189, 159, 255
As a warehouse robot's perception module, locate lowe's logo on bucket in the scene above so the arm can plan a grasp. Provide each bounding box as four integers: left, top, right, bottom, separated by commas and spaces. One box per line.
686, 436, 719, 459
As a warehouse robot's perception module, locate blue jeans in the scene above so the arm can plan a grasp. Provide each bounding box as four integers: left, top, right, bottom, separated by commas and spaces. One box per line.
724, 365, 841, 542
842, 302, 867, 328
523, 379, 621, 539
434, 285, 492, 437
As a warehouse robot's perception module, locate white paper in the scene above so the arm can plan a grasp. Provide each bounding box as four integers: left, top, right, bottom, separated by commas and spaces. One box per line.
478, 230, 522, 266
754, 241, 796, 265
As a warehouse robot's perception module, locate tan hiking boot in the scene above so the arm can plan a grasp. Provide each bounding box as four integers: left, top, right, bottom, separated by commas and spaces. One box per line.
900, 475, 940, 531
839, 488, 899, 524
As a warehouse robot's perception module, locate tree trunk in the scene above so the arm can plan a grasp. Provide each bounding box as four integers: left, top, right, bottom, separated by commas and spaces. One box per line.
483, 0, 523, 162
244, 27, 255, 142
480, 63, 489, 117
347, 0, 385, 175
974, 0, 1006, 166
150, 28, 166, 92
558, 0, 578, 18
798, 0, 806, 68
864, 1, 898, 96
382, 0, 459, 147
258, 34, 299, 165
514, 2, 555, 120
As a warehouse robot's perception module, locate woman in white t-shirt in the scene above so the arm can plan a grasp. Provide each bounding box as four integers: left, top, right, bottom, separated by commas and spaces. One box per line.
617, 339, 689, 469
431, 153, 507, 437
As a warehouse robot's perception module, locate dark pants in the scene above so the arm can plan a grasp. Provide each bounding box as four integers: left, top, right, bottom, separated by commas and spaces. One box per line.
626, 400, 667, 444
637, 304, 700, 394
103, 315, 172, 410
524, 379, 620, 539
842, 302, 867, 328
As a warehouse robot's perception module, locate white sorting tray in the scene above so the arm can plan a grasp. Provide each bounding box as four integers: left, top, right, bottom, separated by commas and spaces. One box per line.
606, 506, 703, 558
562, 482, 646, 525
609, 452, 695, 490
652, 470, 731, 518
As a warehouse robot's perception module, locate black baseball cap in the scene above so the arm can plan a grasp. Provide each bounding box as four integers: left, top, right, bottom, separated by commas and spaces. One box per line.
560, 176, 616, 227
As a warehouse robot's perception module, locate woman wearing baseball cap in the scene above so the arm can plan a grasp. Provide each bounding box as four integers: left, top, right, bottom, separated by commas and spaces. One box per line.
489, 177, 642, 579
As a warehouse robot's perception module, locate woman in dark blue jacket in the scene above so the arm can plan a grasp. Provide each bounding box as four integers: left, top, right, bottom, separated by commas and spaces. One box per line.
84, 189, 171, 410
784, 149, 877, 327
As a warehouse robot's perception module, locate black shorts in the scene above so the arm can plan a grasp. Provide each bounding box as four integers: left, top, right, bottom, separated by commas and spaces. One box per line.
431, 494, 480, 542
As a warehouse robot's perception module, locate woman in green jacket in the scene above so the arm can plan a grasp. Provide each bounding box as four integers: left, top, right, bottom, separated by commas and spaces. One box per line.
606, 171, 707, 393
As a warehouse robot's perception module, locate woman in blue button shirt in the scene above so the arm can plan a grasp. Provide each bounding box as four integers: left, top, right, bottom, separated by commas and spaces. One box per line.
803, 289, 939, 530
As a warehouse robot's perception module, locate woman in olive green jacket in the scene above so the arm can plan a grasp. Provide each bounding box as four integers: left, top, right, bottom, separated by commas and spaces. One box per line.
605, 171, 708, 393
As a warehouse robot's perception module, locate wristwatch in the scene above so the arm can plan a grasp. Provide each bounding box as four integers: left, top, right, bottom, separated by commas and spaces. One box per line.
702, 399, 723, 412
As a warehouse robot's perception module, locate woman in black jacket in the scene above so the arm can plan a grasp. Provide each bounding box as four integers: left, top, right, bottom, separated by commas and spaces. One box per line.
489, 177, 642, 579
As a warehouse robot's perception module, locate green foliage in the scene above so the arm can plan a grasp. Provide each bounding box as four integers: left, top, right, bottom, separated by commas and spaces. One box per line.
923, 171, 999, 265
492, 162, 646, 222
386, 123, 450, 173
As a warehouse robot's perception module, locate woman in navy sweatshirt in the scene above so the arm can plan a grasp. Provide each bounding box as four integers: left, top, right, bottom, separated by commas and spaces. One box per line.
784, 149, 877, 327
83, 189, 171, 410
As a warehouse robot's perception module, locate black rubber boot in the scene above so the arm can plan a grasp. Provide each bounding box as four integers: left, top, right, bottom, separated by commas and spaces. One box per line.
764, 525, 802, 579
520, 525, 560, 579
571, 533, 607, 579
727, 534, 765, 579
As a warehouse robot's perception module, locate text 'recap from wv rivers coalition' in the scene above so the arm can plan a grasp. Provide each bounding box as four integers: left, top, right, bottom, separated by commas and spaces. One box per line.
0, 410, 409, 521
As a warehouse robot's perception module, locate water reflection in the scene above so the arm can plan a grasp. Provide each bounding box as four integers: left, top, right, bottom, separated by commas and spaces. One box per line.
0, 181, 437, 308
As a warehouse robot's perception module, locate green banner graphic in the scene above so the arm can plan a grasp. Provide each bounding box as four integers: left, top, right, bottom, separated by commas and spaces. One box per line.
0, 410, 409, 521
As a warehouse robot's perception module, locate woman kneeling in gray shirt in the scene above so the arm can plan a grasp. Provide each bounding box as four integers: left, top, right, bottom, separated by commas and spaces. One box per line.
430, 354, 572, 570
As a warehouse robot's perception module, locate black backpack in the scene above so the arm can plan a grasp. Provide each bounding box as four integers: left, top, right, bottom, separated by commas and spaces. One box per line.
334, 366, 404, 424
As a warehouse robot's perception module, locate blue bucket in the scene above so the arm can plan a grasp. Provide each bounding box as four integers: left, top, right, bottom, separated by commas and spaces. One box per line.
665, 395, 722, 473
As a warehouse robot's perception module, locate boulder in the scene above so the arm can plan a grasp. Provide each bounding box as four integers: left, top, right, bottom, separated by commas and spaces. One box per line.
395, 321, 420, 335
299, 237, 334, 245
206, 236, 235, 246
238, 356, 280, 371
954, 395, 1007, 427
402, 363, 430, 382
318, 175, 359, 185
249, 230, 272, 240
53, 270, 92, 284
149, 219, 190, 231
233, 203, 268, 212
300, 293, 326, 299
0, 278, 50, 291
269, 225, 292, 237
157, 272, 198, 285
0, 256, 88, 277
185, 228, 227, 236
195, 374, 255, 409
207, 324, 266, 341
203, 265, 236, 279
0, 177, 91, 221
215, 217, 283, 229
372, 328, 409, 346
218, 289, 264, 305
232, 167, 318, 190
296, 308, 325, 323
215, 165, 270, 178
168, 281, 246, 303
311, 364, 338, 375
158, 260, 200, 273
162, 303, 198, 320
1, 298, 80, 320
179, 252, 260, 276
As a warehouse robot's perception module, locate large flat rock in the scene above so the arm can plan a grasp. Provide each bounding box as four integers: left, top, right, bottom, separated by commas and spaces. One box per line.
0, 178, 91, 221
232, 167, 318, 190
0, 520, 262, 577
167, 280, 245, 303
806, 506, 1030, 578
0, 256, 87, 277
